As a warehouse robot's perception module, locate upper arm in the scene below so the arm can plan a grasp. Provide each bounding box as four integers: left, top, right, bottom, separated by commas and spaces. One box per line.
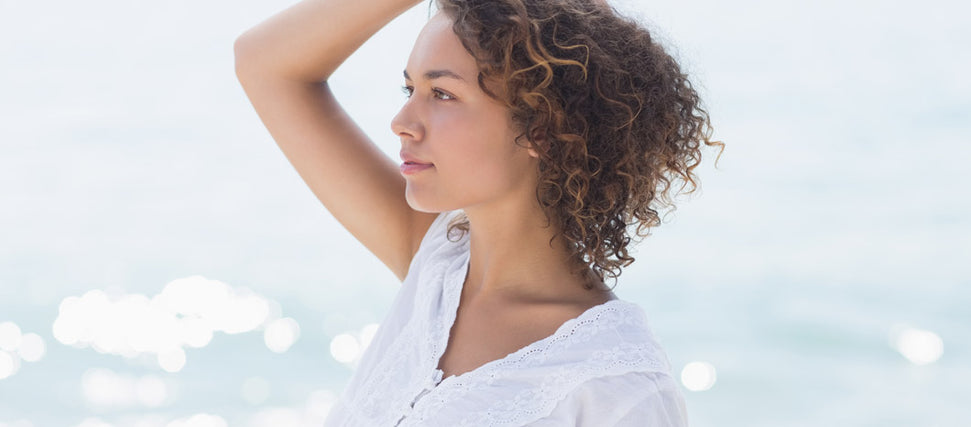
235, 47, 438, 282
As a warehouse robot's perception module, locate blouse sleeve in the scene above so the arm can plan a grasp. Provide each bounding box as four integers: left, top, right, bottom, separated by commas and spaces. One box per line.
533, 371, 689, 427
404, 210, 456, 278
608, 371, 689, 427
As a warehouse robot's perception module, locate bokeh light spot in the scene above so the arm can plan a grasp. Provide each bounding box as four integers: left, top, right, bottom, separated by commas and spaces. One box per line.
0, 350, 19, 380
329, 333, 361, 364
51, 276, 285, 371
0, 321, 22, 351
80, 368, 171, 409
264, 318, 300, 353
82, 368, 132, 407
17, 333, 46, 362
135, 375, 168, 407
890, 325, 944, 365
680, 361, 717, 392
158, 348, 186, 373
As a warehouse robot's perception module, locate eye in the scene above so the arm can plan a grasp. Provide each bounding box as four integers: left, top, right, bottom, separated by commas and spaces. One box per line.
401, 85, 414, 98
432, 88, 456, 101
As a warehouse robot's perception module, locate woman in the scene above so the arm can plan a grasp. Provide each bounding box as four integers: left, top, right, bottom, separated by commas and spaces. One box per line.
235, 0, 721, 425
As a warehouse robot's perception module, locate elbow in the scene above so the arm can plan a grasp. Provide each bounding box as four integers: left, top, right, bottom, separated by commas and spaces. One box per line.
233, 33, 256, 82
232, 31, 328, 84
234, 31, 274, 84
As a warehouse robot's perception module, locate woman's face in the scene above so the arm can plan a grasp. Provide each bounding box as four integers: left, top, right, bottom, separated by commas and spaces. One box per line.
391, 12, 538, 213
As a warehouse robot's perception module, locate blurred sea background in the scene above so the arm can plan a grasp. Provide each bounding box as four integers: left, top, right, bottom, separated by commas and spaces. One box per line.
1, 0, 968, 426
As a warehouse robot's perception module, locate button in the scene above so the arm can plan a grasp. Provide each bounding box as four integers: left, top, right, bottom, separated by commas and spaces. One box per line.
429, 368, 444, 388
410, 369, 444, 408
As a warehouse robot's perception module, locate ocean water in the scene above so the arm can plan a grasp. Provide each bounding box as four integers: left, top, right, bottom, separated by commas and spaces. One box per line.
1, 0, 968, 426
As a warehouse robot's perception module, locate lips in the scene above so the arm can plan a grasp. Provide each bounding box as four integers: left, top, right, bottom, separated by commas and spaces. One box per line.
399, 162, 434, 175
399, 150, 432, 166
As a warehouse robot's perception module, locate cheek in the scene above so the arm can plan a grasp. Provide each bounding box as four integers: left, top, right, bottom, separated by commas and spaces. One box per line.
428, 104, 527, 182
429, 109, 501, 160
441, 134, 518, 179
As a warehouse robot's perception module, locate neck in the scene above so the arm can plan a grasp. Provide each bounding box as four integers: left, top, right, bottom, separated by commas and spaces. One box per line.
460, 199, 607, 304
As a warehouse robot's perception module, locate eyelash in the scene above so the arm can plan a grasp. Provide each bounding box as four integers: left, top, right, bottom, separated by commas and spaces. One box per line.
401, 85, 455, 101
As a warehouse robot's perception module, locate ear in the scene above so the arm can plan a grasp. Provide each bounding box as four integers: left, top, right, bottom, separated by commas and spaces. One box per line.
526, 127, 548, 158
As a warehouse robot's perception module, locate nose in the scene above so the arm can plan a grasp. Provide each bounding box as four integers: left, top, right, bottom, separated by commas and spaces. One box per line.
390, 99, 424, 142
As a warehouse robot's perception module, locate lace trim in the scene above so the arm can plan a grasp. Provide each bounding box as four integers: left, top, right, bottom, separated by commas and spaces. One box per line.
403, 302, 671, 426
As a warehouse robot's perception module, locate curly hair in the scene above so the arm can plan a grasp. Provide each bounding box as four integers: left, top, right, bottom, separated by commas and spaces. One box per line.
436, 0, 723, 290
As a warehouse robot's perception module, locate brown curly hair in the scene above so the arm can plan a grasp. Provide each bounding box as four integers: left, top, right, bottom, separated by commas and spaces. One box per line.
436, 0, 723, 290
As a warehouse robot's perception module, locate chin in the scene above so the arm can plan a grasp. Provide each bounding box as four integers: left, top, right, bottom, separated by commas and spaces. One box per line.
406, 192, 465, 214
405, 190, 441, 213
405, 182, 482, 214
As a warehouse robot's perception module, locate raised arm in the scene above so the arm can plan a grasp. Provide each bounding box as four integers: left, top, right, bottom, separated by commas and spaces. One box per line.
234, 0, 436, 282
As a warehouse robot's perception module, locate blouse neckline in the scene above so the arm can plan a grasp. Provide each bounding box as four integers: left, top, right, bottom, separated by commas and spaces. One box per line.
430, 246, 632, 390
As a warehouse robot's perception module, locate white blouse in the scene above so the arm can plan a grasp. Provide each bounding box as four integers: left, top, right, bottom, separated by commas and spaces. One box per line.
324, 210, 689, 426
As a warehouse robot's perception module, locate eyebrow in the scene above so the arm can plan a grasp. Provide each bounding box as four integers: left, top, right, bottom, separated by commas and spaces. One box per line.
403, 69, 466, 82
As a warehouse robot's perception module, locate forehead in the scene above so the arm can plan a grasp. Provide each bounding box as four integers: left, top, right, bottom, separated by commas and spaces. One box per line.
405, 12, 478, 80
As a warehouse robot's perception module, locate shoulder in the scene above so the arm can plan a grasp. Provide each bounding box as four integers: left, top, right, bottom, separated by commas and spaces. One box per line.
420, 210, 465, 247
541, 371, 689, 427
533, 300, 688, 426
408, 210, 466, 266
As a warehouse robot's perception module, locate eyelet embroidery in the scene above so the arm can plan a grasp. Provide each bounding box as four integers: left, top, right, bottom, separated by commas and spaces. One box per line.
402, 303, 671, 426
